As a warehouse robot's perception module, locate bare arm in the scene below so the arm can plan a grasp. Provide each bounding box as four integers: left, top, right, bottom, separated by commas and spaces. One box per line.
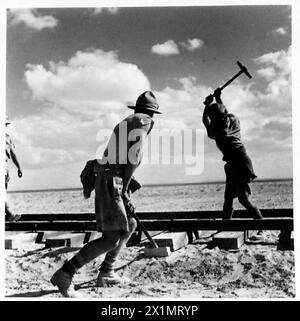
122, 127, 148, 211
122, 126, 148, 195
122, 164, 138, 196
10, 149, 22, 177
202, 106, 216, 139
214, 88, 223, 104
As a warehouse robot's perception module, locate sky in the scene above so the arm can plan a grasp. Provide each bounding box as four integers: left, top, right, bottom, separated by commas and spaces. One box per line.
3, 1, 294, 190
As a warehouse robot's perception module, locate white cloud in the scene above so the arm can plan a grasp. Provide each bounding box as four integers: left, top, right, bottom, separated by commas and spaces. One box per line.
151, 38, 204, 56
274, 27, 287, 35
254, 46, 291, 108
9, 110, 91, 167
9, 102, 131, 168
16, 48, 151, 167
257, 67, 276, 80
156, 119, 188, 130
92, 7, 119, 15
23, 43, 291, 149
17, 45, 291, 183
181, 38, 204, 51
154, 78, 206, 129
254, 47, 291, 77
151, 40, 180, 56
25, 49, 151, 115
9, 9, 58, 30
262, 120, 292, 140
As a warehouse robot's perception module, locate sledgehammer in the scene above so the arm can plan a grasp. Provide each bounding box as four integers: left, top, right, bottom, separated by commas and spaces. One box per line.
213, 61, 252, 95
130, 211, 171, 257
130, 211, 159, 248
126, 179, 171, 257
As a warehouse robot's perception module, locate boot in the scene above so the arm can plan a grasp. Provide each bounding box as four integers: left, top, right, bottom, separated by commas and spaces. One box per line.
50, 268, 82, 298
96, 271, 131, 287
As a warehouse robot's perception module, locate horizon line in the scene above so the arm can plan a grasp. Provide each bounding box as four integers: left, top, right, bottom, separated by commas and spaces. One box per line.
8, 177, 293, 194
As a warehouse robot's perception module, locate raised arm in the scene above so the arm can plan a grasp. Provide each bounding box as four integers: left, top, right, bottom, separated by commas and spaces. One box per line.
202, 105, 210, 128
202, 93, 213, 128
202, 104, 216, 139
214, 87, 223, 104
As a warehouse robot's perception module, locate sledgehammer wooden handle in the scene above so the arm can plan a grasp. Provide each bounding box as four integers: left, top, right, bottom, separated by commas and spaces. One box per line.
131, 212, 159, 248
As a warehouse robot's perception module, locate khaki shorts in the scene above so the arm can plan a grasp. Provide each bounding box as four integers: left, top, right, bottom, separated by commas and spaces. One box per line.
94, 169, 129, 232
224, 162, 251, 199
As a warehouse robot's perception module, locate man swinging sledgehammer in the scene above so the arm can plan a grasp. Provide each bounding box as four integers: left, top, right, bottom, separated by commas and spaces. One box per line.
202, 84, 265, 240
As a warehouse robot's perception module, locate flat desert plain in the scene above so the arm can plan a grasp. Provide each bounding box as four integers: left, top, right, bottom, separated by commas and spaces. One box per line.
5, 180, 295, 298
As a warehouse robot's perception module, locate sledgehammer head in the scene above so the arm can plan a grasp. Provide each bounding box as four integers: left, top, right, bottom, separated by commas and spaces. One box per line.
237, 61, 252, 79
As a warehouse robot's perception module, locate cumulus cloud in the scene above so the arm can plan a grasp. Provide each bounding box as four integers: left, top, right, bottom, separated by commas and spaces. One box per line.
151, 38, 204, 56
262, 120, 292, 140
257, 67, 276, 80
92, 7, 119, 15
273, 27, 287, 35
16, 48, 152, 167
9, 110, 93, 168
254, 46, 291, 112
25, 49, 151, 115
8, 132, 75, 168
151, 40, 180, 56
9, 106, 127, 169
154, 76, 208, 129
19, 45, 291, 180
180, 38, 204, 51
9, 8, 58, 30
254, 47, 291, 75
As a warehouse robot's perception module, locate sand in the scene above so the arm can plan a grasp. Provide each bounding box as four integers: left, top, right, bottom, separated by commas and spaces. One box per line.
5, 180, 295, 299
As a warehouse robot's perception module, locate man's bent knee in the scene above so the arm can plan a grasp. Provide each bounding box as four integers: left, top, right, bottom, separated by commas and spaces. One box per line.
128, 217, 138, 232
238, 194, 250, 207
101, 231, 122, 249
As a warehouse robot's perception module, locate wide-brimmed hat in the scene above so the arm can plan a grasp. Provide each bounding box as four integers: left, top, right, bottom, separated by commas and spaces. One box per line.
128, 91, 162, 114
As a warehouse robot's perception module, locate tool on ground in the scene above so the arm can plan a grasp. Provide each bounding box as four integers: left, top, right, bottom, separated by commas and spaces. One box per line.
128, 207, 170, 257
213, 61, 252, 95
129, 210, 159, 248
124, 189, 170, 257
125, 179, 159, 248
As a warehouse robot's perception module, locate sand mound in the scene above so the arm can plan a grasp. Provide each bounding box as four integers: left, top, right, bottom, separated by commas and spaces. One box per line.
5, 237, 295, 299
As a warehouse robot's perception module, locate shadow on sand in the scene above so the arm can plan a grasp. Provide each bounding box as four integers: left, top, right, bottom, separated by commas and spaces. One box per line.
6, 289, 59, 298
14, 246, 81, 259
41, 247, 81, 258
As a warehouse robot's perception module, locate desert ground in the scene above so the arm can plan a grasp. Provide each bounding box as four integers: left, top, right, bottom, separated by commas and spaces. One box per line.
5, 180, 295, 299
